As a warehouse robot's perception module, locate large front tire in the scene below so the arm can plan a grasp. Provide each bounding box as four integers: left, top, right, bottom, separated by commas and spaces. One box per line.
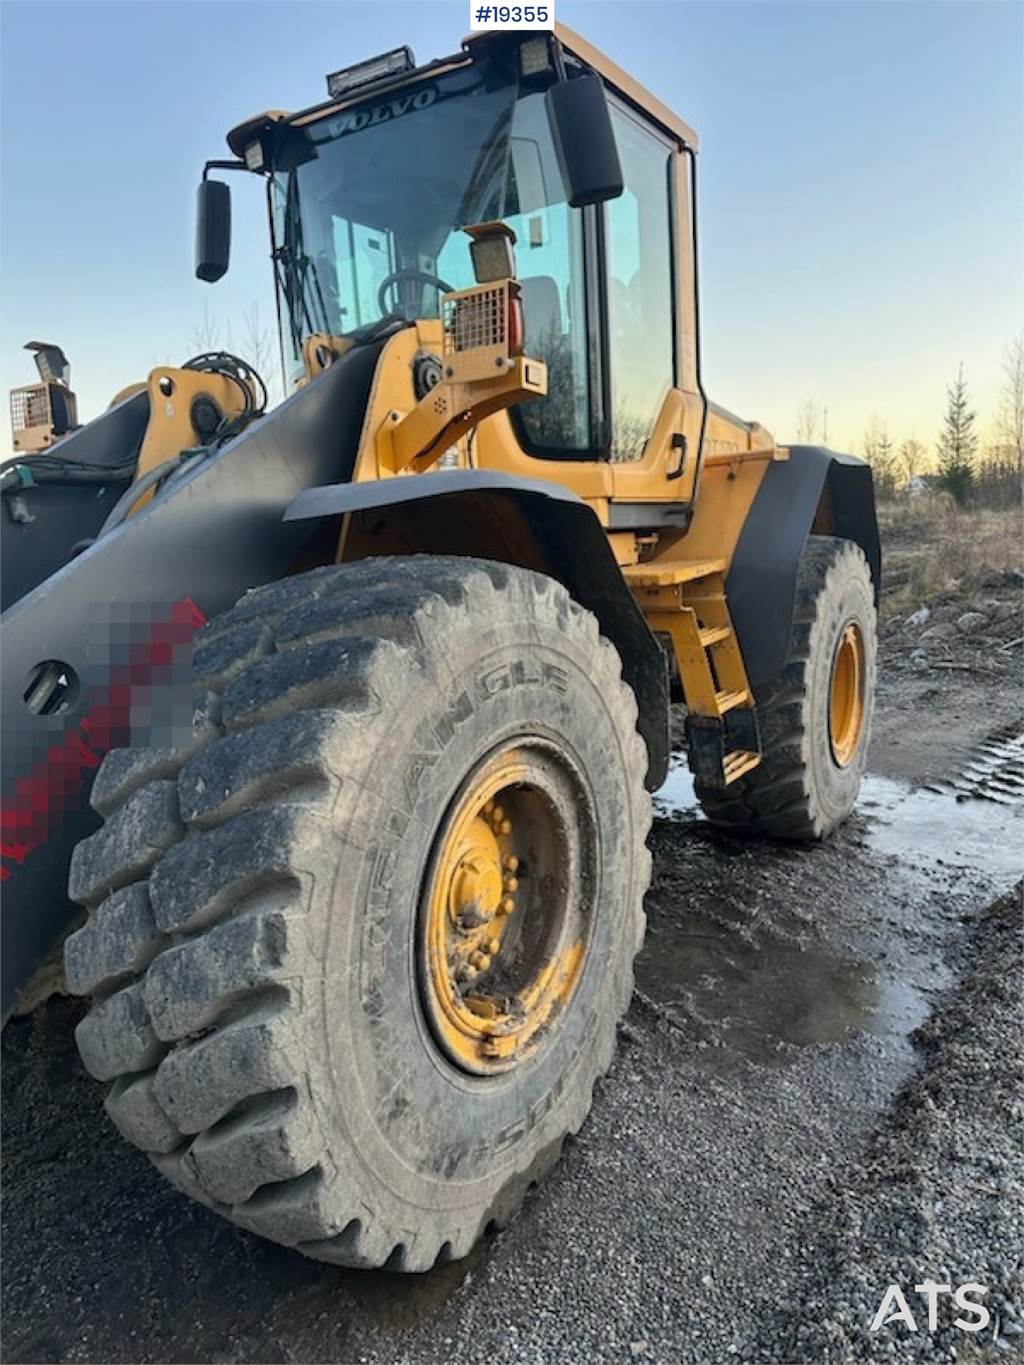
64, 557, 651, 1270
697, 536, 876, 839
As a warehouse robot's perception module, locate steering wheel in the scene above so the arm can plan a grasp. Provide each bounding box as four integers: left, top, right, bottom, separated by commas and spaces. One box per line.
377, 268, 455, 317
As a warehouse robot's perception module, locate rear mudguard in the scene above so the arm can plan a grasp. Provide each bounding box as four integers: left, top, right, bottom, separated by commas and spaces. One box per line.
286, 471, 670, 792
0, 343, 382, 1016
726, 445, 880, 691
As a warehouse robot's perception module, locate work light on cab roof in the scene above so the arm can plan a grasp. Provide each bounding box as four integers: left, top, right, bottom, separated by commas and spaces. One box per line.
325, 45, 416, 99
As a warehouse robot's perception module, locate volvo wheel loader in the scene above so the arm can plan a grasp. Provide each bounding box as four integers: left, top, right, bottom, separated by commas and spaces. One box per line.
1, 24, 879, 1271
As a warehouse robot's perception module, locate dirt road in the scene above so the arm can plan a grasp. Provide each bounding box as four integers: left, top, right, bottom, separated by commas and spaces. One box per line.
3, 677, 1021, 1363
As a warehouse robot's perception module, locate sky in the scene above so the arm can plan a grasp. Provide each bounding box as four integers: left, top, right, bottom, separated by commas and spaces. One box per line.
1, 0, 1021, 459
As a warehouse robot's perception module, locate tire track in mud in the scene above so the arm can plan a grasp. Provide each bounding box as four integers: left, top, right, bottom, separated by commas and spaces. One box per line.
928, 724, 1024, 805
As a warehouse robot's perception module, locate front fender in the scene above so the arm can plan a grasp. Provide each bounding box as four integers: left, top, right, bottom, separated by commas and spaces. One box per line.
285, 471, 670, 792
726, 447, 880, 691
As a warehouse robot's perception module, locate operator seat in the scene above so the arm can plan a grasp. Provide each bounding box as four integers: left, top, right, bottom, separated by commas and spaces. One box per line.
519, 274, 563, 353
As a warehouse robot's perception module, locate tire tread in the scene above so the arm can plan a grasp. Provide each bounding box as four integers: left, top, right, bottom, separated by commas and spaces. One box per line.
67, 555, 651, 1270
697, 536, 876, 839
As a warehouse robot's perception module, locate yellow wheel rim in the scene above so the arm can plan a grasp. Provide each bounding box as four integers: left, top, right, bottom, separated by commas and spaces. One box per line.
829, 621, 865, 768
419, 742, 592, 1076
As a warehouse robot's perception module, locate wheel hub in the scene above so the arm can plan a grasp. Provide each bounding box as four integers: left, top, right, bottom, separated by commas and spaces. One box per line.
420, 743, 591, 1076
444, 813, 516, 982
829, 621, 865, 768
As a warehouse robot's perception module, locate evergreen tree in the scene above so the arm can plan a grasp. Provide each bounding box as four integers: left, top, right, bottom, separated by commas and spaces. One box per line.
864, 420, 898, 495
875, 429, 897, 495
936, 363, 977, 504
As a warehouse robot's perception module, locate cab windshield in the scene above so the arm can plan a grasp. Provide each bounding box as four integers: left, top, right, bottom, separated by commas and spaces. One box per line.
270, 54, 591, 451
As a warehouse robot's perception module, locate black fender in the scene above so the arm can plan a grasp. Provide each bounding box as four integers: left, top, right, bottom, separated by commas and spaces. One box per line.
0, 342, 383, 1018
725, 445, 880, 691
285, 471, 670, 793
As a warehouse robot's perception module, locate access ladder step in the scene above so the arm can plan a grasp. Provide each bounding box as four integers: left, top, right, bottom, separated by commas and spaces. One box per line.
685, 712, 763, 789
621, 558, 728, 589
715, 688, 751, 715
698, 625, 732, 648
722, 749, 761, 784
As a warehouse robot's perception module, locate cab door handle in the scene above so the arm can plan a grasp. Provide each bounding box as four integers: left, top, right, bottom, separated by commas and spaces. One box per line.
667, 432, 688, 480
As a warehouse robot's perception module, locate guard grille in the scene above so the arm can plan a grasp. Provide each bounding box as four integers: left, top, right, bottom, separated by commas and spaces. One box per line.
443, 285, 506, 354
10, 384, 50, 433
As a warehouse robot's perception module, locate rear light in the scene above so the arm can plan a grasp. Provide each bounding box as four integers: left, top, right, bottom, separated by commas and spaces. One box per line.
508, 289, 525, 357
440, 280, 533, 380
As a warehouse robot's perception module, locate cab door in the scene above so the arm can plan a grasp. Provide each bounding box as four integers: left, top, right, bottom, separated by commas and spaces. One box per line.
603, 100, 703, 515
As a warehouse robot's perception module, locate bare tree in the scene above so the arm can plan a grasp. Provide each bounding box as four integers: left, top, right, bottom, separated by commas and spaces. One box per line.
183, 302, 282, 406
898, 437, 927, 486
976, 339, 1023, 507
185, 302, 231, 357
995, 332, 1024, 471
239, 303, 281, 405
795, 397, 821, 443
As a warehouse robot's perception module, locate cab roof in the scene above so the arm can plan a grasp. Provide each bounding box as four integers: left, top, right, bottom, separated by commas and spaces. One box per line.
552, 23, 698, 150
226, 23, 699, 159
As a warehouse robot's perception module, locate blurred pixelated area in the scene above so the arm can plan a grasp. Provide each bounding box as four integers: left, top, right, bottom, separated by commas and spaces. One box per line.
1, 597, 201, 886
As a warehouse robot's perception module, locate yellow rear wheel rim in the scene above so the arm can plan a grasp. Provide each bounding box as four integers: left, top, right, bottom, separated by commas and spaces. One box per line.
829, 621, 865, 768
419, 742, 591, 1076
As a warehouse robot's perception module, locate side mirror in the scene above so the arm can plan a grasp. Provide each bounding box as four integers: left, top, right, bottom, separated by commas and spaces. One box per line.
195, 179, 231, 282
545, 74, 624, 208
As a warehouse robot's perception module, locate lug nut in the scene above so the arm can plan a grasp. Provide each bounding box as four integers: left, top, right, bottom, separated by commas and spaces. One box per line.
499, 896, 515, 915
469, 950, 484, 968
503, 875, 518, 892
491, 805, 504, 824
503, 855, 519, 872
476, 953, 492, 971
483, 800, 494, 815
498, 819, 512, 835
486, 936, 500, 955
459, 964, 478, 982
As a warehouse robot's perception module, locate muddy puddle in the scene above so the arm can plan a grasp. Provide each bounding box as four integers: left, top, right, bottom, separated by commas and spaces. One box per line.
861, 775, 1023, 882
642, 733, 1022, 1070
637, 926, 930, 1066
656, 733, 1023, 878
657, 760, 1022, 885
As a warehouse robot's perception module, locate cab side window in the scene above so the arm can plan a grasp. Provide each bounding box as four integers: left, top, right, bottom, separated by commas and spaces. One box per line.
503, 89, 591, 453
437, 86, 592, 455
605, 107, 675, 461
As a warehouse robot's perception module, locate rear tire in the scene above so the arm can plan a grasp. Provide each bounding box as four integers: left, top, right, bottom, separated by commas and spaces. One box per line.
696, 536, 876, 839
65, 556, 651, 1270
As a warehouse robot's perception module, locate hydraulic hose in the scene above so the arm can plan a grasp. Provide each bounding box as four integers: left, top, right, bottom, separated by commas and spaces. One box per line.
4, 353, 268, 537
97, 451, 205, 538
1, 458, 137, 492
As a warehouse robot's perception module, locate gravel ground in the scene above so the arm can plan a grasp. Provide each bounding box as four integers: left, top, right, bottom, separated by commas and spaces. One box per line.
769, 885, 1024, 1362
2, 608, 1022, 1362
871, 567, 1022, 788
